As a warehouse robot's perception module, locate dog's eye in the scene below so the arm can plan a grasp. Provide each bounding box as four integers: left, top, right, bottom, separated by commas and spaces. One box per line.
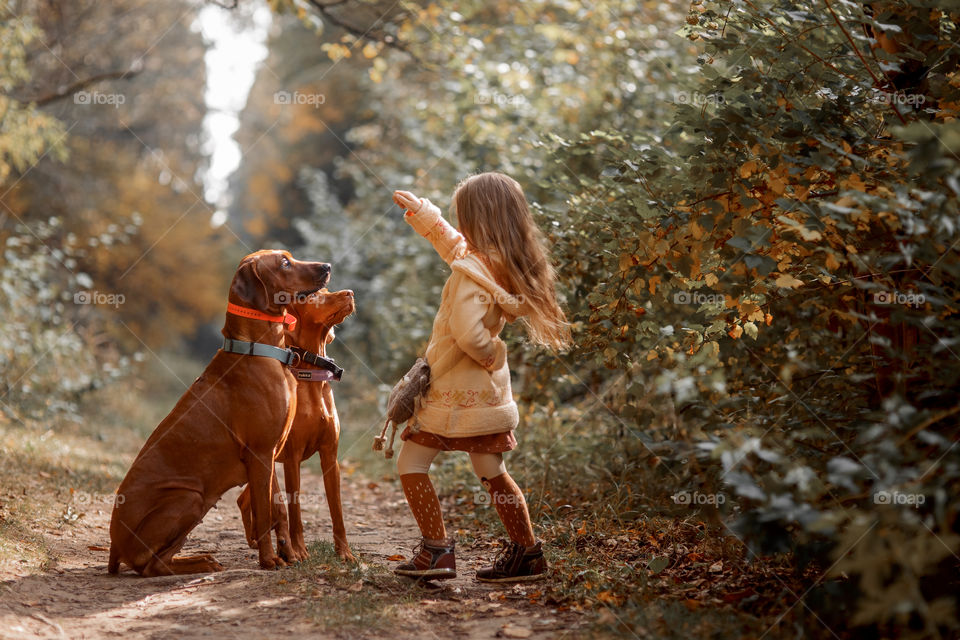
281, 257, 291, 269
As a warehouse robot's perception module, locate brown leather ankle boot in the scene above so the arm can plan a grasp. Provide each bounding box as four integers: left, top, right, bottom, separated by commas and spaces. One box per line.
476, 539, 547, 583
394, 537, 456, 580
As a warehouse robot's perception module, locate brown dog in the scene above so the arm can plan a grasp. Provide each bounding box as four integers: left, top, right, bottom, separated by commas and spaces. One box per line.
237, 289, 356, 562
108, 250, 330, 576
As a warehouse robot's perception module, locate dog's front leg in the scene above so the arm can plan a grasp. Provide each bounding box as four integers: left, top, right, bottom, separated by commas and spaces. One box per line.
270, 469, 295, 562
246, 453, 286, 570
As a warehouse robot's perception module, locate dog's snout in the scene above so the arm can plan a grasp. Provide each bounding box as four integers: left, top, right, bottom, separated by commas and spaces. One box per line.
310, 262, 331, 287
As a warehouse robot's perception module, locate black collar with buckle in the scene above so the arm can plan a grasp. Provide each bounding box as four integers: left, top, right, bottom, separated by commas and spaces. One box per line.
289, 347, 343, 381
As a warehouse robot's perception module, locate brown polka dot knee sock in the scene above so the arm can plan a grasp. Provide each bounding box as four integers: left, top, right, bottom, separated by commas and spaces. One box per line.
400, 472, 447, 541
483, 472, 536, 548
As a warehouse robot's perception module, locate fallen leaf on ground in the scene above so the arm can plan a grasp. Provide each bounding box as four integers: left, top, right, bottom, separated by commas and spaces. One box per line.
647, 556, 669, 574
498, 623, 533, 638
722, 588, 756, 603
87, 545, 108, 551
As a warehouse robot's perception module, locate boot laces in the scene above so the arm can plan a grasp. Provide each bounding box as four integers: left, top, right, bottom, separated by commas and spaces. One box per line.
492, 539, 523, 572
410, 539, 426, 560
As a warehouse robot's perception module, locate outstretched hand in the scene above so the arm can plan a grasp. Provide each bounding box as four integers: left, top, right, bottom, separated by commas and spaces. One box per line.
393, 190, 421, 214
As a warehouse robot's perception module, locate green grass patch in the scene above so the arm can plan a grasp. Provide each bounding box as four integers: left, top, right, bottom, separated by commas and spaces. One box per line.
281, 540, 421, 636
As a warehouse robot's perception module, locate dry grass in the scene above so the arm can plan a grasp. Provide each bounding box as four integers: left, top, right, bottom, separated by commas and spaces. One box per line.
279, 541, 421, 636
0, 350, 201, 574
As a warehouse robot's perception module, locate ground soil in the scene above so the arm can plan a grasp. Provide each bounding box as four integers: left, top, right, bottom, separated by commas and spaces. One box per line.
0, 468, 585, 640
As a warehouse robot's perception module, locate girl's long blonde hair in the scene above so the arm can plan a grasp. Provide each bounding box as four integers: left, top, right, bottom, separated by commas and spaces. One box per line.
453, 172, 571, 351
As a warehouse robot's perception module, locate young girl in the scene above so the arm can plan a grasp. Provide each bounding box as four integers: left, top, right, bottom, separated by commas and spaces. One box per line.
391, 172, 570, 582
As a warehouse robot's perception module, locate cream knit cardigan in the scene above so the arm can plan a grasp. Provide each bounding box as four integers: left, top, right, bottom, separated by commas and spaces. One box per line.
405, 198, 529, 438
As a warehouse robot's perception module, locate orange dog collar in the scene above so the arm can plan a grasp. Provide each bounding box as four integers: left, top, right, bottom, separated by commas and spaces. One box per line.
226, 302, 297, 329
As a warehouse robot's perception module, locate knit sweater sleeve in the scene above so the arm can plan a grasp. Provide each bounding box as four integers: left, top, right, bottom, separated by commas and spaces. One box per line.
447, 274, 507, 371
404, 198, 467, 265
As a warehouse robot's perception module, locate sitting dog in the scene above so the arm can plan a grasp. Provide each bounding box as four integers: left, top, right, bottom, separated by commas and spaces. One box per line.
237, 288, 356, 562
108, 251, 330, 576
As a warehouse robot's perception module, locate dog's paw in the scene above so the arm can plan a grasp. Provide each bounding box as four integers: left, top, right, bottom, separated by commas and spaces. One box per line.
259, 555, 287, 570
278, 540, 303, 564
199, 554, 226, 572
337, 548, 357, 563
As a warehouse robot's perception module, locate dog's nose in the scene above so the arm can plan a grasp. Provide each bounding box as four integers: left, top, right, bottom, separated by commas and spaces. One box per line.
343, 290, 354, 297
315, 263, 331, 280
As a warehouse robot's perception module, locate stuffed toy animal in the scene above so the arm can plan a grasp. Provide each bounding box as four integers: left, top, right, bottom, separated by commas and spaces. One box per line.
373, 358, 431, 458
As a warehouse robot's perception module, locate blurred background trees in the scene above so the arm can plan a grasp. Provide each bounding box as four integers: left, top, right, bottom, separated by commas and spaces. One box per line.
1, 0, 231, 415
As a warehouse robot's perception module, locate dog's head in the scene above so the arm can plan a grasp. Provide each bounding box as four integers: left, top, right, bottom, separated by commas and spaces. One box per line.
229, 250, 331, 313
286, 289, 355, 351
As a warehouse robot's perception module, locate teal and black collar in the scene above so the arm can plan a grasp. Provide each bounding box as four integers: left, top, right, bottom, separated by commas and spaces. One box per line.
219, 339, 343, 381
221, 337, 297, 365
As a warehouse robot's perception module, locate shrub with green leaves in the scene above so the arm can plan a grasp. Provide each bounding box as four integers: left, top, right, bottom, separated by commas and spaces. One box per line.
543, 0, 960, 635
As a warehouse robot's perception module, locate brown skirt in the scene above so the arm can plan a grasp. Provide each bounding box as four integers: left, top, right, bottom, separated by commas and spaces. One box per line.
400, 426, 517, 453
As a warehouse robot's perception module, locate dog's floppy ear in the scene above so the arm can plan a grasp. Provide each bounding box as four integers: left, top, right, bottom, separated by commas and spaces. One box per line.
230, 258, 269, 310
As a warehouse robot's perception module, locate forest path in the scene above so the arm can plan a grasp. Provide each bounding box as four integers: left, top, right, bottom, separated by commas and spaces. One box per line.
0, 468, 584, 640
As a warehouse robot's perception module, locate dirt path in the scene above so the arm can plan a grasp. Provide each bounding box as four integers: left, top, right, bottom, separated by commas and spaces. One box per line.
0, 469, 584, 639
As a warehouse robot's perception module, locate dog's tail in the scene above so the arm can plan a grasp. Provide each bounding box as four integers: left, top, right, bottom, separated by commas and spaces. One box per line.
107, 546, 119, 574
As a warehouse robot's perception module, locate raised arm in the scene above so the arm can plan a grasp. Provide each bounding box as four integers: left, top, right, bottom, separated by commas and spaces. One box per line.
394, 191, 467, 266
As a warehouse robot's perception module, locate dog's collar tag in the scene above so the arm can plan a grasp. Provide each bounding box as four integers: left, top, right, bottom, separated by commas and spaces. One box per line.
291, 368, 336, 382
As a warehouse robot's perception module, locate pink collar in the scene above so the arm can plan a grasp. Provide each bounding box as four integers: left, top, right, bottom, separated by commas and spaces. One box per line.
290, 368, 336, 382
